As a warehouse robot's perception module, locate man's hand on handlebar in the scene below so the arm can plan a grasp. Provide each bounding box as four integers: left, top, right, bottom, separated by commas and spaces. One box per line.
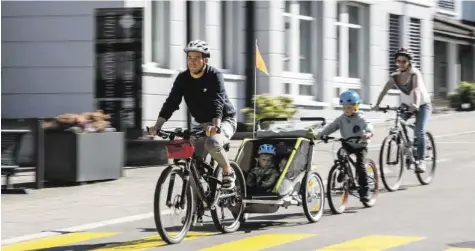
205, 125, 220, 137
147, 126, 158, 136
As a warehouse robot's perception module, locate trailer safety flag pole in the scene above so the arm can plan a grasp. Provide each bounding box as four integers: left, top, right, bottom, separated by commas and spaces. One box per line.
254, 40, 269, 138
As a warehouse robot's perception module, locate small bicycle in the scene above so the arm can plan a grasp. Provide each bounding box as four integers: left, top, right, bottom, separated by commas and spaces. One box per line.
376, 105, 437, 192
148, 127, 246, 244
321, 136, 379, 214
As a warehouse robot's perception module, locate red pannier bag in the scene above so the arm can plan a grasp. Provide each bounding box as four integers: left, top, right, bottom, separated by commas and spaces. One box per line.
166, 139, 195, 159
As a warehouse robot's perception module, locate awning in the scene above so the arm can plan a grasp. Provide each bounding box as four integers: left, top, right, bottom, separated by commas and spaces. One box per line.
434, 14, 475, 42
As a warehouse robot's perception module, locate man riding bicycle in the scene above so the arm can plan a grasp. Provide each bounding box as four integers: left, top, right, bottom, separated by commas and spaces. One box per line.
373, 47, 432, 173
149, 39, 237, 189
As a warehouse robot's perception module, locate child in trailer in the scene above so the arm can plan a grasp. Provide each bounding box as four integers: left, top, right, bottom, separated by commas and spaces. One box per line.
247, 144, 281, 192
316, 90, 374, 202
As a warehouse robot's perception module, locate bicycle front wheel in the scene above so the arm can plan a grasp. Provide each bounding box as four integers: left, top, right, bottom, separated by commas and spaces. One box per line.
379, 135, 404, 192
210, 161, 246, 233
361, 159, 379, 208
326, 164, 349, 214
416, 132, 437, 185
154, 165, 194, 244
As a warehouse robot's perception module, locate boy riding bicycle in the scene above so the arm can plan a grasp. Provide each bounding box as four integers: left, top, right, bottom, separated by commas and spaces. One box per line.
316, 90, 374, 202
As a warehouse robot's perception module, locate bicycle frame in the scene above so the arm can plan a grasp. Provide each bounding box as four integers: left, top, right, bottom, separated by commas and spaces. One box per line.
166, 155, 235, 212
334, 146, 359, 190
389, 109, 416, 143
386, 108, 417, 165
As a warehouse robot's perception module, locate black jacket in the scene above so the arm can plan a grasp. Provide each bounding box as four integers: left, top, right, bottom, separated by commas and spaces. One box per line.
158, 65, 236, 123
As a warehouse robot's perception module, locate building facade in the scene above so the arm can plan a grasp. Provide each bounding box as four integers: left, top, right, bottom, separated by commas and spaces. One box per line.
2, 1, 445, 129
433, 0, 475, 98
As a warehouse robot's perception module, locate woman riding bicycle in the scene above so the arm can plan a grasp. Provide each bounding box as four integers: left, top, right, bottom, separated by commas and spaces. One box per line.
373, 47, 432, 173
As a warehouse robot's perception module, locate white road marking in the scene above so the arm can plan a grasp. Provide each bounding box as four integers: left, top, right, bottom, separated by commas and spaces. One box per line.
434, 142, 475, 144
367, 130, 475, 150
1, 212, 154, 245
434, 130, 475, 138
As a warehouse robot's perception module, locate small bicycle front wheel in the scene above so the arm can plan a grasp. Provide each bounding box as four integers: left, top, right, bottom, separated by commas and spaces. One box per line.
416, 132, 437, 185
210, 161, 246, 233
361, 159, 379, 208
302, 170, 325, 223
154, 165, 194, 245
326, 164, 349, 214
379, 135, 404, 192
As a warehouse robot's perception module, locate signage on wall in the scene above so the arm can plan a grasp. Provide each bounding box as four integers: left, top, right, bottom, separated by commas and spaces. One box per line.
94, 7, 143, 137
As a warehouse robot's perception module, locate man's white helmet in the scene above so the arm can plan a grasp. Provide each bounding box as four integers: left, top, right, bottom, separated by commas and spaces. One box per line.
184, 40, 211, 58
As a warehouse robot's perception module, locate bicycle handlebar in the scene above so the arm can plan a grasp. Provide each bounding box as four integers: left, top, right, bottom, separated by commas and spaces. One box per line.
320, 135, 361, 144
146, 127, 220, 140
375, 105, 409, 113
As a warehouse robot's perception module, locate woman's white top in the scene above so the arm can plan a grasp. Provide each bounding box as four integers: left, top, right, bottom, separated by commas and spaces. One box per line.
390, 68, 431, 106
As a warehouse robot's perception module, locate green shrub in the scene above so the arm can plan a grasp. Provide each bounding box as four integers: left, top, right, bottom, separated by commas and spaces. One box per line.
448, 81, 475, 111
241, 95, 297, 130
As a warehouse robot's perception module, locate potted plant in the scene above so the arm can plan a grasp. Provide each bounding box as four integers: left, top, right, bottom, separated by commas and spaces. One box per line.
241, 95, 297, 130
42, 110, 124, 184
448, 81, 475, 111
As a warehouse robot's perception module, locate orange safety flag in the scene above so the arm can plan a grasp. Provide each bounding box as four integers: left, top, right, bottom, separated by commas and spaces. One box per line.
255, 43, 269, 75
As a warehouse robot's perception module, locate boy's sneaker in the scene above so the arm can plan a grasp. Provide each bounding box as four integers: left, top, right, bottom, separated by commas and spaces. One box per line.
359, 188, 370, 203
222, 171, 236, 190
415, 160, 426, 173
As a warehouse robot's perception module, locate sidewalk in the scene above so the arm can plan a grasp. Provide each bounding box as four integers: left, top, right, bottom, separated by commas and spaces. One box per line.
2, 111, 474, 240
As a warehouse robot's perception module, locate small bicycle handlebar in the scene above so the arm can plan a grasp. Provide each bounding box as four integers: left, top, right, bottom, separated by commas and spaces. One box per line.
320, 135, 362, 144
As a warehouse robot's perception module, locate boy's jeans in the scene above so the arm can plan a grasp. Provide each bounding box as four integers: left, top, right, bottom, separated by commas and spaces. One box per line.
345, 146, 369, 198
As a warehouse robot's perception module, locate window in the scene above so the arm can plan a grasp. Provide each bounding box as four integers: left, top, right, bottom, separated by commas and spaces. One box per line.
282, 1, 315, 73
222, 1, 241, 71
409, 18, 422, 72
436, 0, 459, 17
336, 2, 366, 79
190, 1, 206, 40
299, 84, 312, 95
284, 83, 291, 94
388, 14, 402, 74
151, 1, 170, 68
437, 0, 455, 11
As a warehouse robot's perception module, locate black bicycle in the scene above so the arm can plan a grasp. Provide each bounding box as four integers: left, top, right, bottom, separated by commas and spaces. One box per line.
322, 136, 379, 214
148, 127, 246, 244
376, 105, 437, 192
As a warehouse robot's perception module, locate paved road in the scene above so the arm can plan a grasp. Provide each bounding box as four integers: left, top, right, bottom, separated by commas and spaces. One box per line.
2, 111, 475, 251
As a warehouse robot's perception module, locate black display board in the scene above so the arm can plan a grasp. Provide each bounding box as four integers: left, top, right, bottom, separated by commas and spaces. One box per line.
95, 7, 143, 137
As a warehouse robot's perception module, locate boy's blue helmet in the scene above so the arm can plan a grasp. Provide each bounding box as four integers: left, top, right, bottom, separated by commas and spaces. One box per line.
339, 90, 361, 105
258, 144, 276, 155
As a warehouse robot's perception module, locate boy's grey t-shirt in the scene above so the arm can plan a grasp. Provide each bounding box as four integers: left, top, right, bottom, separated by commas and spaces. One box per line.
318, 111, 374, 148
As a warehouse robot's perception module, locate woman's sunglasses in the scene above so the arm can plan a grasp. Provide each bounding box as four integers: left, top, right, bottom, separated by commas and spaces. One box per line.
397, 59, 408, 64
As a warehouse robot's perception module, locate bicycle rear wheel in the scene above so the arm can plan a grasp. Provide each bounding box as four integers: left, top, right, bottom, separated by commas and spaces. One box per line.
154, 165, 194, 244
416, 132, 437, 185
379, 135, 404, 192
326, 164, 349, 214
210, 161, 246, 233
